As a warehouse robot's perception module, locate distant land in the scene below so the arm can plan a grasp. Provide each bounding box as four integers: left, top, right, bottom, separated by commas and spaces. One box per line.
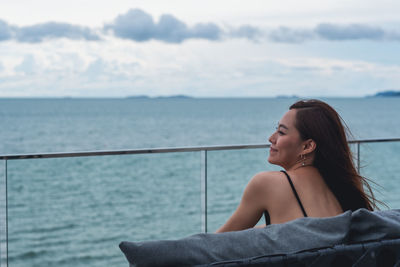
1, 92, 400, 99
373, 90, 400, 97
125, 95, 193, 99
275, 95, 300, 99
125, 95, 302, 99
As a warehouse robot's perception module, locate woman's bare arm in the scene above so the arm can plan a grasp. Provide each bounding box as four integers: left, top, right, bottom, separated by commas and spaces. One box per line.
216, 172, 273, 233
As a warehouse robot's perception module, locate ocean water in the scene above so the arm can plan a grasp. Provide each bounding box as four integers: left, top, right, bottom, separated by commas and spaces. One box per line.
1, 97, 400, 266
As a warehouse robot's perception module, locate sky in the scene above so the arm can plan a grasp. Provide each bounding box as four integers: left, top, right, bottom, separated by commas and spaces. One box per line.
1, 0, 400, 97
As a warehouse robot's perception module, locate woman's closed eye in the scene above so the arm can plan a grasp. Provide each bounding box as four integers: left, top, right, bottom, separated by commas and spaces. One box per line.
275, 127, 285, 135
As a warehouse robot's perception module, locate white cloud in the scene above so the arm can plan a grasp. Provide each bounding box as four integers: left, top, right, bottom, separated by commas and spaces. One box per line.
14, 54, 37, 74
1, 3, 400, 97
3, 9, 400, 44
104, 9, 221, 43
1, 37, 400, 97
271, 57, 378, 74
3, 0, 400, 27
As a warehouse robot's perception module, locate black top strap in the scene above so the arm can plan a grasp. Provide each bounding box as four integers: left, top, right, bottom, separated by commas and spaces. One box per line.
281, 170, 308, 217
264, 210, 271, 225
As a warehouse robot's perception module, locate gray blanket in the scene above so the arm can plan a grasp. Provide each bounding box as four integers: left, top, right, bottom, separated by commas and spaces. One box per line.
119, 209, 400, 266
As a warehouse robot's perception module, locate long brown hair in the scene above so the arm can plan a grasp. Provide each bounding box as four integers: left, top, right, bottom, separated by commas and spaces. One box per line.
290, 99, 377, 211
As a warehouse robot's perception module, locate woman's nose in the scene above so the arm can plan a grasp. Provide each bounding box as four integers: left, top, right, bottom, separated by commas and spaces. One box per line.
268, 132, 275, 143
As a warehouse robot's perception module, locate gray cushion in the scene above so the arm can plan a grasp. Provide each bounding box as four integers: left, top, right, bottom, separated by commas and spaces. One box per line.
120, 211, 352, 266
119, 209, 400, 266
349, 209, 400, 242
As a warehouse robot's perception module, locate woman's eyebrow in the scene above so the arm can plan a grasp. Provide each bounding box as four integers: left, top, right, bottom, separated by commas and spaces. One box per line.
278, 124, 289, 130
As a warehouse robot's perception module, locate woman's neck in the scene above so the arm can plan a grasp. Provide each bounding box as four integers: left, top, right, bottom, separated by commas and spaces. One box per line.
286, 163, 314, 172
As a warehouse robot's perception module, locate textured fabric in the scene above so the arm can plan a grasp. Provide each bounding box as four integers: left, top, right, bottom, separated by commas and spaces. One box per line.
200, 209, 400, 267
201, 238, 400, 267
119, 211, 351, 266
119, 209, 400, 267
348, 209, 400, 242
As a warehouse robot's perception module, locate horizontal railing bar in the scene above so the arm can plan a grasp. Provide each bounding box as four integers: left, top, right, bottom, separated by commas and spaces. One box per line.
0, 144, 270, 160
1, 138, 400, 160
348, 138, 400, 144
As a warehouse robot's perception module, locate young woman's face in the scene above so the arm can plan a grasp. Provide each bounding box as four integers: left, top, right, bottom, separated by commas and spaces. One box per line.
268, 109, 305, 169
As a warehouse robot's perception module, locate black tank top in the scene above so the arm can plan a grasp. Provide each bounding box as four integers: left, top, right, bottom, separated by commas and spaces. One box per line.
264, 170, 308, 225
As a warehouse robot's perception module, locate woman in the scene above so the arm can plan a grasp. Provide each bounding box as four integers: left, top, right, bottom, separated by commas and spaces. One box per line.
217, 99, 377, 233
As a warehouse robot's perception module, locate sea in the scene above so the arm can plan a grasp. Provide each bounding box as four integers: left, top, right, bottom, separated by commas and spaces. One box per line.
1, 97, 400, 266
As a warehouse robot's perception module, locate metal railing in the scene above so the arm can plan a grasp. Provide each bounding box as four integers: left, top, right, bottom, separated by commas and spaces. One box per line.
1, 137, 400, 266
2, 138, 400, 160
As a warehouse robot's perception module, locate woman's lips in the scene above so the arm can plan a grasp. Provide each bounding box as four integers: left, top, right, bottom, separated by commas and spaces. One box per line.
270, 147, 278, 153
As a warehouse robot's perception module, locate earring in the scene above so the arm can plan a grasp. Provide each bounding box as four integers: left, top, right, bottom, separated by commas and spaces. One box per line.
301, 154, 306, 166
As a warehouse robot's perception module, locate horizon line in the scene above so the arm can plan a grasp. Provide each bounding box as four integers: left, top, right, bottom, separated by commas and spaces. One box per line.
0, 94, 397, 99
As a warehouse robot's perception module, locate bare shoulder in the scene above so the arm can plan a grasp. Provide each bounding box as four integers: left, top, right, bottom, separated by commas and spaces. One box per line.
248, 171, 286, 194
242, 171, 288, 212
251, 171, 284, 184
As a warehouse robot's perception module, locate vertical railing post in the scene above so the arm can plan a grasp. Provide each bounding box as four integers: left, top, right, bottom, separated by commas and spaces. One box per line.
0, 160, 8, 267
5, 159, 8, 267
0, 161, 1, 267
357, 142, 361, 173
201, 150, 207, 233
